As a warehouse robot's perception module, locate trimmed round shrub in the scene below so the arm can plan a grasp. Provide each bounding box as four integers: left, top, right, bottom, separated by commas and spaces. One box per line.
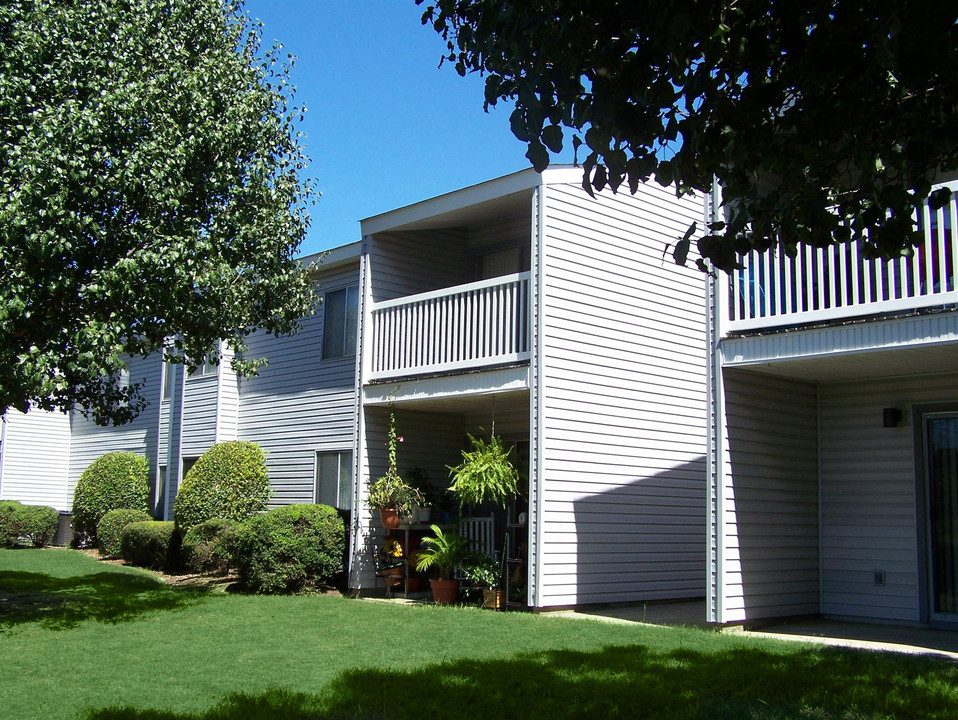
97, 508, 153, 557
173, 441, 270, 531
120, 521, 181, 570
72, 452, 149, 546
0, 501, 59, 548
181, 518, 238, 574
233, 504, 345, 593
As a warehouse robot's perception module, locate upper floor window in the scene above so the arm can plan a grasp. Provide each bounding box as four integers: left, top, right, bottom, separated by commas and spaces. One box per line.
323, 285, 359, 359
187, 347, 218, 379
162, 359, 176, 400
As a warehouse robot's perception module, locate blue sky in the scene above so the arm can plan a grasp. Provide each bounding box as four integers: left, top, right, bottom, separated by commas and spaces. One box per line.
245, 1, 575, 256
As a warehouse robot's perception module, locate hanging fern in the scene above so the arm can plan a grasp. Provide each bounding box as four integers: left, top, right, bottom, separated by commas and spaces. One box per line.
447, 434, 519, 508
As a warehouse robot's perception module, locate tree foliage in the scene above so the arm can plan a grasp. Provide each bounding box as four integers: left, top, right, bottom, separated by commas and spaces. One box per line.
0, 0, 316, 424
419, 1, 958, 271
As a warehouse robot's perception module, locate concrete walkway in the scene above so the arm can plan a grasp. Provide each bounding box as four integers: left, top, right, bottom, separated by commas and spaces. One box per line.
545, 600, 958, 661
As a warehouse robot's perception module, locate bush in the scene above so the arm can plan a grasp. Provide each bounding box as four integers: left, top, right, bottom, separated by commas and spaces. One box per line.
181, 518, 238, 574
0, 501, 59, 548
173, 441, 270, 531
233, 504, 344, 594
97, 508, 153, 557
120, 521, 180, 570
72, 452, 150, 546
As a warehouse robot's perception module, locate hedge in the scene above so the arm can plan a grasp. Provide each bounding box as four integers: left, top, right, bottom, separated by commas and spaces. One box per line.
173, 441, 270, 531
97, 508, 153, 557
232, 504, 344, 593
120, 521, 180, 570
181, 518, 238, 574
72, 452, 150, 546
0, 501, 59, 548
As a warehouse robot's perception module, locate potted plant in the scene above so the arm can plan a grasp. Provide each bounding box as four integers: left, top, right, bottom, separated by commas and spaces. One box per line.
404, 468, 436, 523
366, 407, 422, 528
376, 538, 404, 588
447, 433, 519, 508
465, 554, 505, 610
415, 524, 470, 605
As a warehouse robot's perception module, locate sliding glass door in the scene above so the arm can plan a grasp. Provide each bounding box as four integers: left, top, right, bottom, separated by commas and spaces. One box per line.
925, 414, 958, 620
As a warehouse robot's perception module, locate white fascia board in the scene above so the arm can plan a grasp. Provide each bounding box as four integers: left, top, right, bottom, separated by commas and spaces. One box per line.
540, 166, 587, 185
360, 169, 545, 235
300, 241, 362, 274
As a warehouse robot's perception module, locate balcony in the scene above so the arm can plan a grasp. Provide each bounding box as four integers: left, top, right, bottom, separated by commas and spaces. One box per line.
722, 186, 958, 333
366, 272, 531, 381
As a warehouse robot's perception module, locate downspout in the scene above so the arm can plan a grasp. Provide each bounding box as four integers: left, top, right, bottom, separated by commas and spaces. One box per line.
706, 181, 727, 624
349, 242, 372, 591
530, 178, 547, 609
0, 414, 6, 500
162, 364, 178, 521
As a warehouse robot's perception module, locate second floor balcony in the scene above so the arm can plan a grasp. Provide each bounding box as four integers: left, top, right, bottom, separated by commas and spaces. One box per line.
720, 184, 958, 334
365, 272, 531, 381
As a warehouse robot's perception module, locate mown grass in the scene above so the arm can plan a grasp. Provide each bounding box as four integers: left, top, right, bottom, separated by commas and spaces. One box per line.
2, 548, 956, 720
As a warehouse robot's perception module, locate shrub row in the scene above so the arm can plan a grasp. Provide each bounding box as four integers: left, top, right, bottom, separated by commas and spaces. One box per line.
110, 505, 345, 593
0, 501, 58, 548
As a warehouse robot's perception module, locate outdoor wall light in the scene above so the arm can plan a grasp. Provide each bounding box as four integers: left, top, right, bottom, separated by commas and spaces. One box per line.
882, 407, 903, 428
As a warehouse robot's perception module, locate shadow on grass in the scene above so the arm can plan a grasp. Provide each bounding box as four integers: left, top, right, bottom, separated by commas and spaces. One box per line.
85, 642, 958, 720
0, 569, 209, 631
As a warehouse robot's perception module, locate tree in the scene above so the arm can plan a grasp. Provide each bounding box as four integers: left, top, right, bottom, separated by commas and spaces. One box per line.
418, 1, 958, 271
0, 0, 316, 425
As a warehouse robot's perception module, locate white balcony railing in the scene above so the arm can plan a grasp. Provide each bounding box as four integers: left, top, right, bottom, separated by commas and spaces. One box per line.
724, 186, 958, 333
367, 272, 531, 380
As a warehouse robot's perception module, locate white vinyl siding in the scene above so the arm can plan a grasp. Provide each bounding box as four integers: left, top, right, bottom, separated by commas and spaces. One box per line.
180, 374, 218, 457
819, 372, 958, 623
534, 180, 708, 607
369, 229, 470, 303
238, 264, 360, 508
718, 370, 819, 622
0, 410, 71, 510
215, 344, 239, 443
69, 354, 163, 511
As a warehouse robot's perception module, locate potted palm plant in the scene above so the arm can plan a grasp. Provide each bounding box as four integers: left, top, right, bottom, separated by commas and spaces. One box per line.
415, 524, 470, 605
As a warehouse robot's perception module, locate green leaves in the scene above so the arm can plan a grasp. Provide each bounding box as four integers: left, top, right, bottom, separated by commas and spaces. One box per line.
447, 433, 519, 509
419, 0, 958, 272
0, 0, 316, 424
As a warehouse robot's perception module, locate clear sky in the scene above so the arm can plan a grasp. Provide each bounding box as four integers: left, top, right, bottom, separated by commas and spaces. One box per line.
245, 0, 576, 256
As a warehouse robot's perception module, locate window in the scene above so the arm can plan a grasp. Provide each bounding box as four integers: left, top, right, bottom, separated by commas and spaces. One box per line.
315, 450, 353, 510
181, 456, 199, 480
162, 359, 175, 400
188, 355, 218, 378
323, 285, 359, 359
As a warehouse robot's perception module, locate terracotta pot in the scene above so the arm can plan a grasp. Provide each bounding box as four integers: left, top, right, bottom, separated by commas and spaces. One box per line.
429, 578, 459, 605
379, 508, 401, 530
407, 576, 425, 593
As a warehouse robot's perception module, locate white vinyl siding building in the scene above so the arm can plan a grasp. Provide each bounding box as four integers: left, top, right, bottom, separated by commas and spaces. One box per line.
354, 168, 708, 609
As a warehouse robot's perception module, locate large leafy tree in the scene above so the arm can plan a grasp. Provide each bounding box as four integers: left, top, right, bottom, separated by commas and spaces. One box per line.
419, 1, 958, 271
0, 0, 316, 424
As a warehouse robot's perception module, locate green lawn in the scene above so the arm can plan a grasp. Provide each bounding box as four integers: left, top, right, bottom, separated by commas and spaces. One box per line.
2, 549, 956, 720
